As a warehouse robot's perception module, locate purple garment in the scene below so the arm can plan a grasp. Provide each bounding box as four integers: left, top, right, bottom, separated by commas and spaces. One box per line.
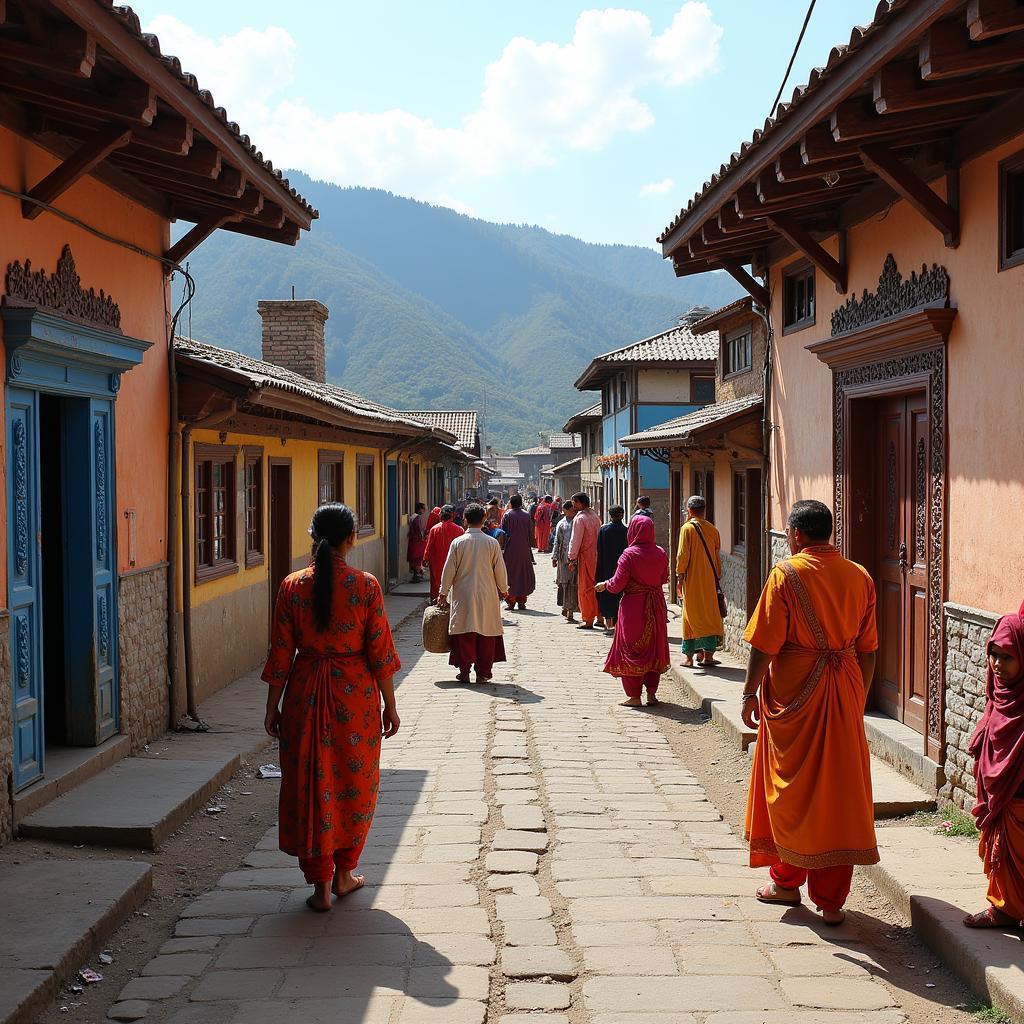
500, 508, 536, 598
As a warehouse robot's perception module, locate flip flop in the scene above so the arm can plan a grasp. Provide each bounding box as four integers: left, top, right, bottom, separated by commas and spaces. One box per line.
963, 907, 1020, 929
756, 883, 801, 906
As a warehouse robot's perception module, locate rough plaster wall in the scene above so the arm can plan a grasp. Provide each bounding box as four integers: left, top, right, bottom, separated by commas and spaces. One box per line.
720, 550, 749, 657
118, 566, 169, 751
941, 603, 996, 810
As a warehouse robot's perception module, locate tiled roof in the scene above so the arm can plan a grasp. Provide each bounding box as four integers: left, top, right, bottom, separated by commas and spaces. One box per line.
620, 394, 763, 445
402, 410, 479, 451
657, 0, 914, 246
101, 2, 316, 221
175, 337, 455, 439
514, 445, 551, 457
691, 297, 754, 333
551, 457, 583, 473
548, 432, 581, 449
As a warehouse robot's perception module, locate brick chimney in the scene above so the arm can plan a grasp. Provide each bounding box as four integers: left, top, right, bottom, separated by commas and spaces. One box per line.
257, 299, 329, 383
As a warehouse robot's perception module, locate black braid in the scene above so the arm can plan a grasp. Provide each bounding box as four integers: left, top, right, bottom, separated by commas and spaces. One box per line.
310, 503, 355, 632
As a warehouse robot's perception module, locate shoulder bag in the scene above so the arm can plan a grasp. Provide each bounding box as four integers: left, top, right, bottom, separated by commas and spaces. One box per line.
690, 521, 728, 619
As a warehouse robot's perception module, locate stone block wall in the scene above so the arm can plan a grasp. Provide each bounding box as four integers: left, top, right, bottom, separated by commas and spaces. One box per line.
257, 299, 328, 383
716, 315, 767, 404
119, 565, 170, 750
769, 530, 789, 568
941, 601, 997, 810
0, 617, 12, 845
720, 550, 749, 656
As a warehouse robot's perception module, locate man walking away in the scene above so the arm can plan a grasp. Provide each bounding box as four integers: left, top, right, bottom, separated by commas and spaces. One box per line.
596, 506, 629, 630
534, 495, 555, 552
676, 495, 723, 666
634, 495, 653, 519
424, 505, 464, 604
501, 494, 536, 610
438, 504, 509, 684
551, 500, 578, 623
568, 491, 602, 630
742, 499, 878, 926
407, 502, 428, 582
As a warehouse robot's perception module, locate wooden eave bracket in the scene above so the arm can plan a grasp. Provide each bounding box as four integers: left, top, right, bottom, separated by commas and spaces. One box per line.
765, 213, 848, 292
164, 212, 241, 267
716, 261, 769, 308
968, 0, 1024, 40
0, 28, 96, 77
858, 143, 959, 246
22, 124, 132, 219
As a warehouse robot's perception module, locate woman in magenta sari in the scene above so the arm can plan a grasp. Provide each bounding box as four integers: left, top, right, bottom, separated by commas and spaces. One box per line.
596, 515, 670, 707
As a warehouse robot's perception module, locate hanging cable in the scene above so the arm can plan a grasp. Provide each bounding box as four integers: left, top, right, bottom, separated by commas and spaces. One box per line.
769, 0, 817, 120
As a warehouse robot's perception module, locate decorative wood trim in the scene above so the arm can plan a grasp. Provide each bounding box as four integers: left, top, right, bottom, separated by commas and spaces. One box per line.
808, 306, 957, 369
998, 145, 1024, 271
716, 261, 769, 308
831, 340, 948, 757
243, 445, 264, 568
193, 442, 236, 461
767, 215, 847, 292
4, 245, 121, 329
828, 253, 950, 337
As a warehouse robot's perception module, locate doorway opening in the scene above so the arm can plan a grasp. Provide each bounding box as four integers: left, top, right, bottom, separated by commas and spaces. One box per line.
268, 459, 292, 625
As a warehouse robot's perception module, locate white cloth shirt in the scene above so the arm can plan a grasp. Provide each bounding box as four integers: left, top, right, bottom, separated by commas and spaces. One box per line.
439, 528, 509, 636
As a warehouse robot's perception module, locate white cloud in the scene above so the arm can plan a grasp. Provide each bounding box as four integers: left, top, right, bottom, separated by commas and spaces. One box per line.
639, 177, 675, 196
146, 6, 721, 208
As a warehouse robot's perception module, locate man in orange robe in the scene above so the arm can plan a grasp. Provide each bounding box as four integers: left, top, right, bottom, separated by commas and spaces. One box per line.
741, 499, 878, 925
534, 496, 554, 552
568, 491, 602, 629
423, 505, 464, 602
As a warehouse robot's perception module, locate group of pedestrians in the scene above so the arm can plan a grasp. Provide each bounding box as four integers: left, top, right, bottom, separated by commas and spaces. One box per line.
259, 490, 1024, 947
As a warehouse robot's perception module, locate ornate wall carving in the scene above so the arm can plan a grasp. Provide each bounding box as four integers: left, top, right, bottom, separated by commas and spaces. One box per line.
4, 245, 121, 331
833, 345, 946, 747
831, 253, 949, 336
12, 420, 27, 578
95, 419, 107, 563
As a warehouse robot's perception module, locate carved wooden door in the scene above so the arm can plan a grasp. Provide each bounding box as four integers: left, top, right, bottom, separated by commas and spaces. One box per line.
8, 388, 44, 789
874, 394, 929, 735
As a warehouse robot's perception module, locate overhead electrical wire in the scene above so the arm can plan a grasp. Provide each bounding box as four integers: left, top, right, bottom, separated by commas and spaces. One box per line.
769, 0, 817, 121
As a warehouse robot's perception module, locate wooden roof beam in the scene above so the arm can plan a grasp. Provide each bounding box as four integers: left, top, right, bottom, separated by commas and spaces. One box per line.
858, 142, 959, 246
165, 213, 241, 267
716, 261, 770, 308
116, 138, 218, 177
0, 27, 96, 77
766, 213, 847, 292
172, 186, 264, 219
0, 65, 156, 123
120, 161, 245, 198
776, 147, 863, 183
968, 0, 1024, 40
127, 115, 193, 156
756, 166, 871, 203
21, 123, 131, 219
737, 182, 862, 219
831, 95, 985, 142
920, 19, 1024, 79
802, 120, 949, 163
873, 59, 1024, 113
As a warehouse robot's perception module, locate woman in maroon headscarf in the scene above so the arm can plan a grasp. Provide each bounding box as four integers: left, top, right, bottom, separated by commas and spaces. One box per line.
596, 515, 670, 707
964, 611, 1024, 928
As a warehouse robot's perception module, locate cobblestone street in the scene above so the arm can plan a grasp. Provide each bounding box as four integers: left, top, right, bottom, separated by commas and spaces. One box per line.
107, 564, 967, 1024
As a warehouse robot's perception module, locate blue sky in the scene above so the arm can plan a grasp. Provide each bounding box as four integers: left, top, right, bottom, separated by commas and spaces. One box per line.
131, 1, 880, 247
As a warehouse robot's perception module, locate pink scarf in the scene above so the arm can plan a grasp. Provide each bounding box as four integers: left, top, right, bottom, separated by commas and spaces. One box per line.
969, 613, 1024, 832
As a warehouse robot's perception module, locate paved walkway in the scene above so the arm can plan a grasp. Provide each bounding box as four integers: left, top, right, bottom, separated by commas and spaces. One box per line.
110, 564, 922, 1023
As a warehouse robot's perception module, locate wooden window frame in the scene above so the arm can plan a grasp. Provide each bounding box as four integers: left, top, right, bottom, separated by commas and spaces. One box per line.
691, 465, 715, 524
413, 462, 421, 508
691, 375, 715, 404
723, 327, 753, 378
732, 469, 747, 553
999, 147, 1024, 272
356, 454, 376, 537
782, 260, 816, 334
194, 442, 238, 584
243, 446, 264, 569
317, 449, 345, 505
401, 459, 410, 513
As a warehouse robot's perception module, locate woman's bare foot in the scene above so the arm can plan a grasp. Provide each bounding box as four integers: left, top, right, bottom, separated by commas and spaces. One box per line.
646, 694, 660, 705
681, 655, 694, 667
821, 908, 846, 926
332, 870, 365, 898
619, 697, 642, 707
306, 882, 333, 912
566, 615, 576, 623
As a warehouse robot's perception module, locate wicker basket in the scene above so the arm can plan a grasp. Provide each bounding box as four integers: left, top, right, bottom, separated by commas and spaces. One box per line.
421, 603, 451, 654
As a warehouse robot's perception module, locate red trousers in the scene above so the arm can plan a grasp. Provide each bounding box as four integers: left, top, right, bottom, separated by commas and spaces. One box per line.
298, 844, 365, 884
770, 861, 854, 912
622, 671, 660, 699
449, 632, 506, 677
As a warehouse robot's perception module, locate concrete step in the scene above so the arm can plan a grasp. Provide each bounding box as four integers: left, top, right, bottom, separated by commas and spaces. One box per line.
0, 860, 151, 1024
861, 827, 1024, 1022
666, 657, 936, 818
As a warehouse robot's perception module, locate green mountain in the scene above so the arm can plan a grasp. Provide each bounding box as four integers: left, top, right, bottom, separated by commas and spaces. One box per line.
181, 175, 740, 450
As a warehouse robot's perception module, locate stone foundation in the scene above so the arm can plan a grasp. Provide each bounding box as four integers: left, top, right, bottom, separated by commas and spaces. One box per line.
720, 550, 749, 657
941, 601, 997, 810
119, 565, 170, 751
769, 530, 788, 567
0, 616, 12, 844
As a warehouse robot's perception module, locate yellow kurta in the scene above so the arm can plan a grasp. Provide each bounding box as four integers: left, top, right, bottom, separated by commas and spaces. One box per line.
676, 518, 724, 641
744, 546, 879, 868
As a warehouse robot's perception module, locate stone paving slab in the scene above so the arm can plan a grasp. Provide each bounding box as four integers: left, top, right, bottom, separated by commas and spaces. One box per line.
0, 860, 151, 1024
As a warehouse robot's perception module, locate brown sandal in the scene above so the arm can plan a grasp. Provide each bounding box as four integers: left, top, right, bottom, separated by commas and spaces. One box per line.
963, 906, 1019, 929
756, 882, 801, 906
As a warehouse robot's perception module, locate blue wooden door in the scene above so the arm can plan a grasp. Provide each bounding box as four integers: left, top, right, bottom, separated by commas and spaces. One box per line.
386, 462, 399, 582
64, 399, 119, 743
8, 388, 44, 789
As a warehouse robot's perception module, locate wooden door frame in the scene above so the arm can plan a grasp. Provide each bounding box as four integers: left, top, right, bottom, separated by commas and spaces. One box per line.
267, 457, 292, 629
829, 346, 947, 764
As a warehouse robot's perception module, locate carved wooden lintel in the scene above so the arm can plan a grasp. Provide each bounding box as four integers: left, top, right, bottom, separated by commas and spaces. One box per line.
4, 245, 121, 331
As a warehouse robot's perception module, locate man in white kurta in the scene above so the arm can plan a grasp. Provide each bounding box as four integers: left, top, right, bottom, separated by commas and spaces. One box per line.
438, 503, 509, 683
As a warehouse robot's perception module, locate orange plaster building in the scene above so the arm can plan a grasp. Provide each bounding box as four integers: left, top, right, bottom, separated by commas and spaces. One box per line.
658, 0, 1024, 807
0, 1, 315, 840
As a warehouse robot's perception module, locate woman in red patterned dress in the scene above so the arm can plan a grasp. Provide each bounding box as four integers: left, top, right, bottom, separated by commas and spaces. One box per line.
262, 503, 401, 912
